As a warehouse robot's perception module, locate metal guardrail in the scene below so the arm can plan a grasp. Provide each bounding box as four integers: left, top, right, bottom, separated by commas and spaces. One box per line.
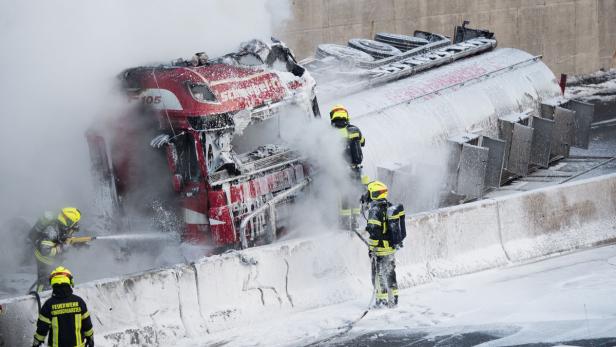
238, 177, 311, 249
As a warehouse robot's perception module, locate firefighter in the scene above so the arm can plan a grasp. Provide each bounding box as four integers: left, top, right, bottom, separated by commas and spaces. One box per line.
364, 181, 399, 308
32, 266, 94, 347
31, 208, 82, 292
330, 104, 366, 230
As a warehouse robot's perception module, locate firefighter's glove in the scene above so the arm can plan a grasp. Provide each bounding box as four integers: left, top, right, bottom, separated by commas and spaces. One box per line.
395, 243, 403, 250
55, 241, 66, 253
32, 340, 42, 347
360, 192, 370, 204
85, 336, 94, 347
359, 192, 372, 206
63, 238, 74, 247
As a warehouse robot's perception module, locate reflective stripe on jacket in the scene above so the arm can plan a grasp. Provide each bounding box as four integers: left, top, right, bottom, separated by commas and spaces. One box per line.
365, 199, 395, 256
35, 239, 61, 265
34, 287, 94, 347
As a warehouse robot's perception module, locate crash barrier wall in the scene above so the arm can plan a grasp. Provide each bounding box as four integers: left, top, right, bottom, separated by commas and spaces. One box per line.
395, 173, 616, 289
0, 236, 371, 347
2, 173, 616, 346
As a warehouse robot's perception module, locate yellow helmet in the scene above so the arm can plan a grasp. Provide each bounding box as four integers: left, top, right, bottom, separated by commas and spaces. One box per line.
329, 104, 350, 122
367, 181, 388, 200
49, 266, 74, 287
58, 207, 81, 230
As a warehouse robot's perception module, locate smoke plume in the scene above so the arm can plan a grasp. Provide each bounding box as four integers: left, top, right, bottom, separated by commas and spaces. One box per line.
0, 0, 290, 296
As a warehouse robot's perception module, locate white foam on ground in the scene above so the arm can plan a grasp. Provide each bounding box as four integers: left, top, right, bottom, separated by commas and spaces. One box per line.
2, 173, 616, 346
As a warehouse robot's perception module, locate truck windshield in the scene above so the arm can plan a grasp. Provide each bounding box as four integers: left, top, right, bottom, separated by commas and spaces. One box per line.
174, 133, 201, 182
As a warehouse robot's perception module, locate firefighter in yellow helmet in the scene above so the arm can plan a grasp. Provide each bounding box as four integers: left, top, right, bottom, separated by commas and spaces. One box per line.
364, 181, 402, 308
330, 104, 366, 230
31, 207, 82, 292
32, 266, 94, 347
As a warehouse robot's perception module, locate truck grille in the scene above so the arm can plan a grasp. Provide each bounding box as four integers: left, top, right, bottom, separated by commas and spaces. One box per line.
209, 149, 303, 186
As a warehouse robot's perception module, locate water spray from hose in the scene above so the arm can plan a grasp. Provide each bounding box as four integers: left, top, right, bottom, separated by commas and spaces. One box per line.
95, 233, 177, 241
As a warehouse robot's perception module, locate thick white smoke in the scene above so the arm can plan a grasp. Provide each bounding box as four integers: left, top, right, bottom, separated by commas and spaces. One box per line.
229, 102, 353, 237
0, 0, 290, 221
274, 107, 354, 235
0, 0, 290, 296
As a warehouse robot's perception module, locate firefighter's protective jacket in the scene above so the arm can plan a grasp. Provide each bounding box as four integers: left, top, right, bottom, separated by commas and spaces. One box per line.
28, 212, 55, 245
34, 224, 64, 267
337, 123, 365, 166
365, 199, 395, 256
33, 284, 94, 347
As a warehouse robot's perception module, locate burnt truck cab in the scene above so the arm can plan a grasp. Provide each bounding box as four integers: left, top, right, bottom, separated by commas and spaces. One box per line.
87, 40, 320, 248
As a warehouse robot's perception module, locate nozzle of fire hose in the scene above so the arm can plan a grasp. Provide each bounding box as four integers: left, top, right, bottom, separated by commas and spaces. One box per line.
65, 236, 96, 245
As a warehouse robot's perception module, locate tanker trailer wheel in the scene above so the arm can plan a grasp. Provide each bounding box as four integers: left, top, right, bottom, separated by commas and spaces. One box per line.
315, 43, 375, 64
311, 96, 321, 118
374, 33, 429, 51
347, 38, 402, 59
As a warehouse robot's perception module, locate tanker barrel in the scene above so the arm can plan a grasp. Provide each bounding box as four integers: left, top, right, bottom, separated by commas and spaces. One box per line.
318, 48, 564, 211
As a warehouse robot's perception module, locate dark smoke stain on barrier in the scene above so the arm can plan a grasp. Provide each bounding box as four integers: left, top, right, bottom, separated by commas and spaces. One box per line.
523, 191, 597, 235
105, 326, 158, 346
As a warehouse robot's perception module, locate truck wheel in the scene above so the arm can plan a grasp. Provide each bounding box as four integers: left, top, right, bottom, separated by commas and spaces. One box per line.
311, 96, 321, 118
315, 44, 374, 63
347, 39, 402, 59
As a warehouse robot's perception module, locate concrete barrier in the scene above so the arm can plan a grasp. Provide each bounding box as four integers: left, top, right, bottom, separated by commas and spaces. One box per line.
192, 235, 370, 334
497, 175, 616, 262
397, 199, 509, 287
3, 174, 616, 346
0, 294, 39, 347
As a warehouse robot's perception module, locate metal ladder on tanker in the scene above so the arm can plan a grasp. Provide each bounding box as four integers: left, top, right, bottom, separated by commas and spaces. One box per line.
318, 37, 498, 99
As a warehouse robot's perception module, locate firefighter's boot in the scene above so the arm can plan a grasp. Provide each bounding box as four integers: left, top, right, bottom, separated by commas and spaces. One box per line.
388, 294, 399, 308
374, 299, 388, 308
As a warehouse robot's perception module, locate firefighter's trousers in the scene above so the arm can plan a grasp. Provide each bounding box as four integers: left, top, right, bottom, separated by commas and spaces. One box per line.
371, 253, 399, 306
339, 167, 363, 230
34, 259, 53, 292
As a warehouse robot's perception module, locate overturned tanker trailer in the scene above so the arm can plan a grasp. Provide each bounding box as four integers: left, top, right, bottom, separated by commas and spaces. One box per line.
306, 23, 593, 211
87, 23, 593, 248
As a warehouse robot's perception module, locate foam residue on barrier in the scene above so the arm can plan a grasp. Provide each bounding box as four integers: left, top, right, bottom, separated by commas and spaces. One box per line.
2, 174, 616, 346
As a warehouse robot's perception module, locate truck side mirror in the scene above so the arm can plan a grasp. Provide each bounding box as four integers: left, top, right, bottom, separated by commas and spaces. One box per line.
171, 174, 183, 193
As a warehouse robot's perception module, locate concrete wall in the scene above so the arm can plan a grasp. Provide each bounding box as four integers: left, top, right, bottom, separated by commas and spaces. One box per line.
275, 0, 616, 75
3, 173, 616, 346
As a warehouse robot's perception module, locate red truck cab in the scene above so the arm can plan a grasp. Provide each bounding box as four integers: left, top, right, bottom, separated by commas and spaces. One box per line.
87, 40, 319, 249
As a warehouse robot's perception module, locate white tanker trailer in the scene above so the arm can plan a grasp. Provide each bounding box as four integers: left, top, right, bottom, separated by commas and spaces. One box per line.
305, 23, 594, 211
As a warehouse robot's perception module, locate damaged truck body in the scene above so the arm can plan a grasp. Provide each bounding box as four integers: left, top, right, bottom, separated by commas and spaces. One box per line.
87, 41, 319, 249
87, 23, 594, 249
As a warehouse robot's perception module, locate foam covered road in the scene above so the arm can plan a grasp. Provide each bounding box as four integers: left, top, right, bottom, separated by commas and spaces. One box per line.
179, 244, 616, 346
